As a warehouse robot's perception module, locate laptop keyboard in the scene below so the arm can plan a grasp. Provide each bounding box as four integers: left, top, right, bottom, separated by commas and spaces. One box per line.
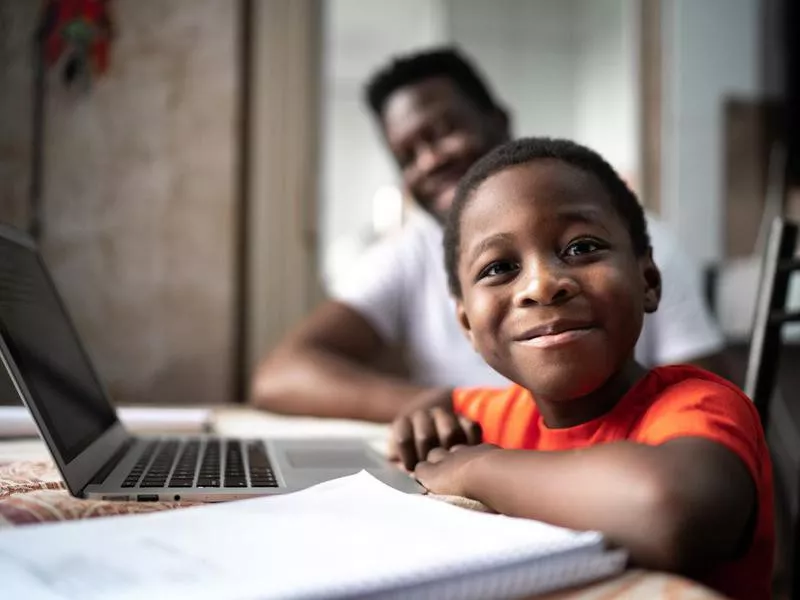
121, 439, 277, 489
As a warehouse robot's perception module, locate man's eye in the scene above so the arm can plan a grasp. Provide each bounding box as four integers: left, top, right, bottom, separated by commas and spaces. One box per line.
563, 239, 604, 257
431, 119, 454, 139
478, 261, 519, 280
398, 153, 414, 170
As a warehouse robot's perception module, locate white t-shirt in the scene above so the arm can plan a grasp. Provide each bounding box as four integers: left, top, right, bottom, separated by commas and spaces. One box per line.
330, 211, 724, 388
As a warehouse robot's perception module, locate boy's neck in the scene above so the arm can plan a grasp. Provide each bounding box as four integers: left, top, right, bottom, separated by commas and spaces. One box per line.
535, 360, 648, 429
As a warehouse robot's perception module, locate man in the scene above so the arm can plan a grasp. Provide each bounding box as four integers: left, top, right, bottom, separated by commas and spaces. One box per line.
250, 48, 726, 422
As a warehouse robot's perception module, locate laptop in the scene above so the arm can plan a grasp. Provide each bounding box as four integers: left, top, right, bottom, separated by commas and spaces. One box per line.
0, 224, 421, 501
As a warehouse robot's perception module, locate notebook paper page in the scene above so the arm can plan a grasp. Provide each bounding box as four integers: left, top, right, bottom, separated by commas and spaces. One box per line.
0, 471, 626, 600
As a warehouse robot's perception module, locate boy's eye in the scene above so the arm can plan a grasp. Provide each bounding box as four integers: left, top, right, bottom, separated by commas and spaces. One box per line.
563, 238, 605, 258
477, 260, 519, 280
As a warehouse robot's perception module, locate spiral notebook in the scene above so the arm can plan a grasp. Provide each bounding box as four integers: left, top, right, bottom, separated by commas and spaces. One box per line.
0, 471, 627, 599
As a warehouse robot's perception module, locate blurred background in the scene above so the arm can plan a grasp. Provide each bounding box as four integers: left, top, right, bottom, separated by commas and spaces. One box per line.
0, 0, 795, 405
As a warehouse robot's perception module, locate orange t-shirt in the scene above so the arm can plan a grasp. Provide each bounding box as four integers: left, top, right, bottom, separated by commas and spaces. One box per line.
453, 365, 774, 600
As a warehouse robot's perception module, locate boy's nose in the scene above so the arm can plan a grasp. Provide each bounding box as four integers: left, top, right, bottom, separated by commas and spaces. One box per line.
513, 263, 579, 307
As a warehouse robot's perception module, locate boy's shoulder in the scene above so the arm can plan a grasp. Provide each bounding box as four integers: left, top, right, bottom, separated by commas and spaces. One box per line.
629, 365, 764, 450
636, 365, 752, 411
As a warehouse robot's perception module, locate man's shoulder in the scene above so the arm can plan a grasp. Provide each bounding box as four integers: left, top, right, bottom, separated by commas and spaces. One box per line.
326, 209, 448, 329
396, 210, 443, 247
365, 210, 442, 258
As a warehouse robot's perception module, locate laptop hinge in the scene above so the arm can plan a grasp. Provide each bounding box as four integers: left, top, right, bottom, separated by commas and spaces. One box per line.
81, 437, 135, 497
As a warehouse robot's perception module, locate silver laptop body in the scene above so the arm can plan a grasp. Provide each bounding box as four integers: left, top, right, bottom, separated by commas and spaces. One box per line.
0, 224, 421, 502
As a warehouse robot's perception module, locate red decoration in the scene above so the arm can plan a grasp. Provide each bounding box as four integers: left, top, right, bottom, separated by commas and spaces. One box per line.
39, 0, 113, 82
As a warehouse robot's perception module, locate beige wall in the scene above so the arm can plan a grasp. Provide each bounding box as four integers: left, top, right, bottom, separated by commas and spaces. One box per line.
0, 1, 35, 229
0, 0, 239, 405
245, 0, 322, 374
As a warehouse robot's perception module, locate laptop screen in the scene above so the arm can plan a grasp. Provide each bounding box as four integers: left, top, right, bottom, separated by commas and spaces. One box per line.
0, 234, 118, 462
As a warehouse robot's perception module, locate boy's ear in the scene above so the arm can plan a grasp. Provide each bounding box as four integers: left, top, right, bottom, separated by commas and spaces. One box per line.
640, 247, 661, 314
455, 300, 477, 347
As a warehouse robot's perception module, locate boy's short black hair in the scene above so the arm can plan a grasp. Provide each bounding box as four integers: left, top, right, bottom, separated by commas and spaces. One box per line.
365, 47, 501, 119
444, 137, 651, 298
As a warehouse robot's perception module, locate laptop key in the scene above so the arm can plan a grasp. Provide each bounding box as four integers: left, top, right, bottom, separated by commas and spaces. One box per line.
250, 476, 276, 484
246, 441, 276, 485
197, 479, 220, 487
169, 480, 194, 488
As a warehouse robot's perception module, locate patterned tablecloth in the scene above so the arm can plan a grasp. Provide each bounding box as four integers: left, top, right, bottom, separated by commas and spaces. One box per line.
0, 459, 198, 528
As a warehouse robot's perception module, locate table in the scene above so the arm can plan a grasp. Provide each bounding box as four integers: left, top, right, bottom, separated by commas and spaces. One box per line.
0, 406, 727, 599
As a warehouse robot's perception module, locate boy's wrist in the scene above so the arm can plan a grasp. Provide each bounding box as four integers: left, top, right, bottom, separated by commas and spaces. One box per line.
461, 445, 505, 503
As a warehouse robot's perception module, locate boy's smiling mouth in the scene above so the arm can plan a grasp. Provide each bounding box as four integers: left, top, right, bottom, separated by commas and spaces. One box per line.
513, 319, 598, 349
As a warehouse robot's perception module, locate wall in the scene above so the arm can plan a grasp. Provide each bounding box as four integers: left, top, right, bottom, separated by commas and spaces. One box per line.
446, 0, 578, 140
573, 0, 640, 184
0, 1, 35, 229
0, 0, 239, 405
245, 0, 323, 373
448, 0, 639, 177
660, 0, 761, 263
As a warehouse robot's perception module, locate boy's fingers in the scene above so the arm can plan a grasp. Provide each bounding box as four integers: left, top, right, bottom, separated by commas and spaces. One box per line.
413, 461, 432, 490
459, 416, 483, 446
431, 407, 466, 449
411, 410, 438, 465
390, 416, 418, 471
426, 447, 449, 464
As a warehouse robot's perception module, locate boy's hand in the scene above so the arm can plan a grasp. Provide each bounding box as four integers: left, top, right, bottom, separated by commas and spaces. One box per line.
389, 388, 482, 471
414, 444, 500, 497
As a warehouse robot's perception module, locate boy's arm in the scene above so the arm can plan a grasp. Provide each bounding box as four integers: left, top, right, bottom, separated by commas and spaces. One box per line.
415, 438, 756, 573
250, 301, 442, 422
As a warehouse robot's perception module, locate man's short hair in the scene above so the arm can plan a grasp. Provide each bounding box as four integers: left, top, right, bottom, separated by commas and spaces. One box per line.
365, 47, 501, 118
443, 137, 651, 298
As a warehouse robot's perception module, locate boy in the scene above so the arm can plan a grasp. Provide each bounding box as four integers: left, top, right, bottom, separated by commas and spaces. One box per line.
390, 138, 773, 600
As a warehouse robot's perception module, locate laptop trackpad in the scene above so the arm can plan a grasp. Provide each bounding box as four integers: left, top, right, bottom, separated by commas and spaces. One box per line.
285, 449, 381, 469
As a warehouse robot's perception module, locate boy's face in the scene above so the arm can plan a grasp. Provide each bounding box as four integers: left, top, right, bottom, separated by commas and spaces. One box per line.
381, 77, 508, 221
455, 160, 661, 402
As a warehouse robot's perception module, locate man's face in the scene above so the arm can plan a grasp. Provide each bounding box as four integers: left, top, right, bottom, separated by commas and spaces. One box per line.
381, 77, 508, 221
